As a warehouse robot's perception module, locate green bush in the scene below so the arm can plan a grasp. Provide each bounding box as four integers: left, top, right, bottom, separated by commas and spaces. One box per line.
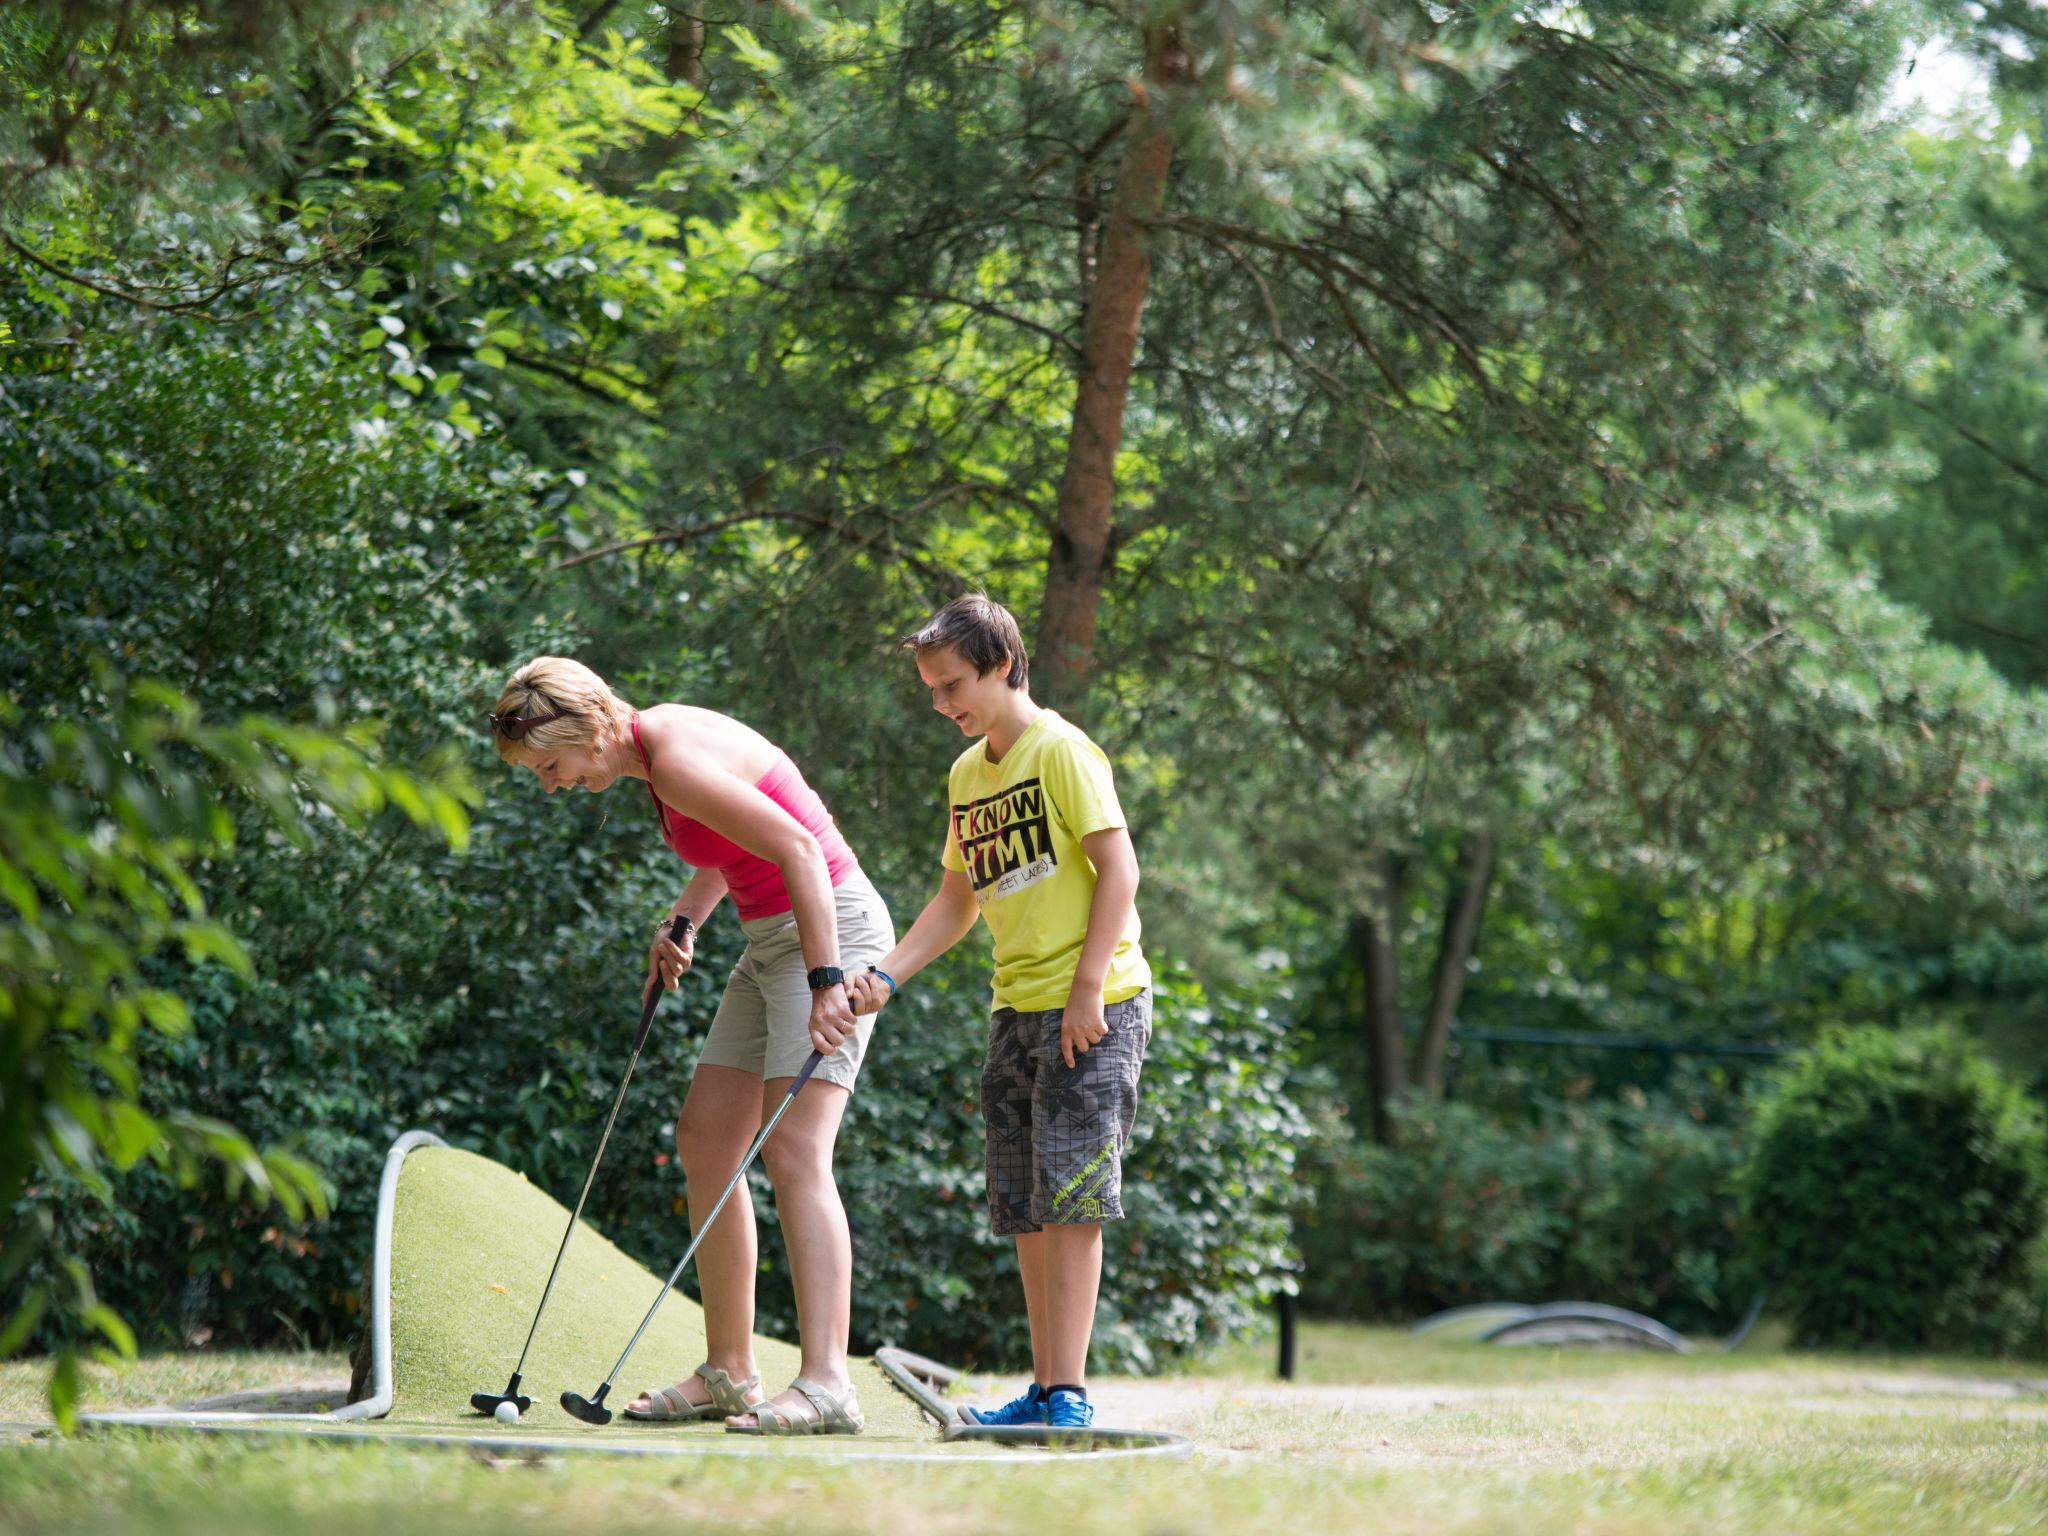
0, 674, 472, 1425
831, 964, 1309, 1372
1739, 1025, 2048, 1351
1298, 1092, 1745, 1334
82, 925, 1303, 1371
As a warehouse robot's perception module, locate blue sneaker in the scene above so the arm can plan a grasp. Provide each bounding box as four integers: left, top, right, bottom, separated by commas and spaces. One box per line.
1045, 1388, 1095, 1429
957, 1382, 1046, 1426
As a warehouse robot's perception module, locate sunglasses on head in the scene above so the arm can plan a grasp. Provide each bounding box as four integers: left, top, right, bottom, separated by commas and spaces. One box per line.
487, 708, 566, 742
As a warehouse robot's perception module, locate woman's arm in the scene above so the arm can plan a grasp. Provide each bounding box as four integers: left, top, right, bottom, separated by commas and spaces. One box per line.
639, 728, 857, 1053
648, 866, 729, 994
669, 866, 729, 932
642, 742, 843, 972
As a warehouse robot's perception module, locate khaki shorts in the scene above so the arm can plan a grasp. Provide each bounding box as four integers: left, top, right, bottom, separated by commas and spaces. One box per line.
696, 869, 895, 1091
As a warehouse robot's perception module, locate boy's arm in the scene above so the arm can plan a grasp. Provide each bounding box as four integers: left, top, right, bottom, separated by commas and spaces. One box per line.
1060, 825, 1141, 1067
845, 869, 979, 1012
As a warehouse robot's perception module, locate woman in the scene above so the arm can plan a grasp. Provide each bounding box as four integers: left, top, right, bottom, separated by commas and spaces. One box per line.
489, 656, 892, 1435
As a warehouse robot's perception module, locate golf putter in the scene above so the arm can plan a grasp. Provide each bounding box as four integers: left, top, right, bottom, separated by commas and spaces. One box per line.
469, 978, 671, 1417
561, 1048, 826, 1425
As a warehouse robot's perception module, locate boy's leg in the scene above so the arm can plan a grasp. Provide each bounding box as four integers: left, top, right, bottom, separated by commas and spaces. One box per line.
1025, 989, 1152, 1393
960, 1009, 1056, 1424
1020, 1224, 1101, 1387
1013, 1232, 1051, 1386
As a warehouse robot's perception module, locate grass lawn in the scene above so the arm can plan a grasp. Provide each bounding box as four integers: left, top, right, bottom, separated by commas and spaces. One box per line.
3, 1322, 2045, 1535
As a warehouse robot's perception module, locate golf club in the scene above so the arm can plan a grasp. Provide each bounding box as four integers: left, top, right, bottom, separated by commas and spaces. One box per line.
469, 977, 672, 1418
561, 1048, 825, 1425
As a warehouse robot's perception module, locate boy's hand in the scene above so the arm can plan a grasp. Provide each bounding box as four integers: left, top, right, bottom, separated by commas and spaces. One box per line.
646, 926, 694, 996
1060, 992, 1109, 1069
845, 969, 892, 1016
809, 984, 858, 1056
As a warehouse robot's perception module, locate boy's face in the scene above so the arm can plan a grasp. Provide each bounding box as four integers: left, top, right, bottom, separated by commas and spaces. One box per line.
916, 645, 1010, 738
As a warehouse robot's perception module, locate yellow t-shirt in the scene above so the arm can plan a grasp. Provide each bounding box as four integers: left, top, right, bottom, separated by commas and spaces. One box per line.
941, 711, 1150, 1012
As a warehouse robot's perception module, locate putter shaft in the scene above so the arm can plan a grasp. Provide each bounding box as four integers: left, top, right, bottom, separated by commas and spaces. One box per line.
498, 982, 667, 1390
589, 1051, 824, 1398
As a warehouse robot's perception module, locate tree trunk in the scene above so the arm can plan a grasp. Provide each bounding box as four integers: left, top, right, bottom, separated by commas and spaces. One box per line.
1415, 829, 1496, 1097
1035, 26, 1191, 701
1354, 853, 1409, 1145
665, 15, 706, 86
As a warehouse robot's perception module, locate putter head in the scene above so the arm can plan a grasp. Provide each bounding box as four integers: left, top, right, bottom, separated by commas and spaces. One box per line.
560, 1384, 612, 1426
470, 1371, 530, 1416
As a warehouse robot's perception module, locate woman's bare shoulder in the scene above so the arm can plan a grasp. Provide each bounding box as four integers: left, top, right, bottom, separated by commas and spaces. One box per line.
634, 703, 777, 781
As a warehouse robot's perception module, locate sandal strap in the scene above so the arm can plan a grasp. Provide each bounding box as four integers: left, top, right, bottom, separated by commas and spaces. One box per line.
751, 1398, 800, 1432
695, 1363, 762, 1417
642, 1384, 697, 1419
789, 1376, 858, 1428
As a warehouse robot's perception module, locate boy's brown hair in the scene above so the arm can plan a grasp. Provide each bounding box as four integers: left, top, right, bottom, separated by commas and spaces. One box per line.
907, 593, 1029, 689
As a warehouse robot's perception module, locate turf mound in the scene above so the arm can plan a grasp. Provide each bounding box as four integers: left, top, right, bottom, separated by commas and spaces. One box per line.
380, 1146, 933, 1438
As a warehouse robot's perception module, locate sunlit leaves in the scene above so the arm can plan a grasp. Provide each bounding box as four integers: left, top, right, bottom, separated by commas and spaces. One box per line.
0, 674, 465, 1427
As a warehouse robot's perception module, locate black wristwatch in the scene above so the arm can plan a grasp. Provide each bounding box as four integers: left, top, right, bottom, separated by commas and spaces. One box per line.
806, 965, 845, 992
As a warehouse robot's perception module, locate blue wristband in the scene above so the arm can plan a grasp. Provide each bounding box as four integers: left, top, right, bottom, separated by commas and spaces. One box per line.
868, 964, 896, 996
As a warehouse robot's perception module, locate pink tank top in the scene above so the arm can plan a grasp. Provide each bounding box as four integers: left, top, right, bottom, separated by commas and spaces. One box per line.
630, 713, 857, 921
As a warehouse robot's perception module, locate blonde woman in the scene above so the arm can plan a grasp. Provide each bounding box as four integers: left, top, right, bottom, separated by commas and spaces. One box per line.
489, 657, 893, 1436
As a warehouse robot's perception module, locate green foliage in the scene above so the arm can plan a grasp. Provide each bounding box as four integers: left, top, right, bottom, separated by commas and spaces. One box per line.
77, 924, 1305, 1372
0, 671, 472, 1427
1740, 1026, 2048, 1351
829, 966, 1308, 1371
1836, 115, 2048, 691
0, 278, 536, 723
6, 0, 2048, 1384
1298, 1093, 1747, 1336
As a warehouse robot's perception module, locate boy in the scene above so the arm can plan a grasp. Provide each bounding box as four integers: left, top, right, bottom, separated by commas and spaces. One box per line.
846, 593, 1151, 1431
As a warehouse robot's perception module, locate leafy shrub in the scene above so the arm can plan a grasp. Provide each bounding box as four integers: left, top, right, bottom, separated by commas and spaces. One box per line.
829, 964, 1310, 1372
1740, 1025, 2048, 1351
0, 674, 471, 1425
82, 847, 1308, 1372
1299, 1092, 1746, 1334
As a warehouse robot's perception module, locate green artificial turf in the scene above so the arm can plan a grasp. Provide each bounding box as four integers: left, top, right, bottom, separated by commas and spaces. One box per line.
379, 1146, 935, 1440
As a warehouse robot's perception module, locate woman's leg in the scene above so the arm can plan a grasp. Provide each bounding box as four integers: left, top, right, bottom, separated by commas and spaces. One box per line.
625, 1064, 763, 1413
726, 1077, 854, 1425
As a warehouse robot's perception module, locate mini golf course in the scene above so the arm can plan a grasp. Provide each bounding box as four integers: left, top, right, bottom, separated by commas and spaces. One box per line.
83, 1133, 1186, 1462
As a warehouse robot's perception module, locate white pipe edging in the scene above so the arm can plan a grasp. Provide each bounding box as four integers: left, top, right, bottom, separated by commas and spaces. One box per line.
84, 1129, 445, 1429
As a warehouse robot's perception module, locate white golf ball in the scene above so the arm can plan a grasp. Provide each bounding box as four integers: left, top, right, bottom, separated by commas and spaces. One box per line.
494, 1400, 520, 1425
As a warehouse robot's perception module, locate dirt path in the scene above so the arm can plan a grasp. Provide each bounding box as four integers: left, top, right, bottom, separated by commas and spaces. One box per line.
1081, 1369, 2048, 1436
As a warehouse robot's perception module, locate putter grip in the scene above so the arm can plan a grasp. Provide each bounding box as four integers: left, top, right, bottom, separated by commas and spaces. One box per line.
631, 982, 662, 1055
790, 1049, 824, 1094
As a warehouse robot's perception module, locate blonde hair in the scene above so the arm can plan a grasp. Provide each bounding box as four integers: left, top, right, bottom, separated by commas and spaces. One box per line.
491, 657, 633, 763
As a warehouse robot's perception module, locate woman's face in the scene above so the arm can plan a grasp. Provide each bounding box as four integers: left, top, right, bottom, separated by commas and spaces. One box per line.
523, 733, 617, 794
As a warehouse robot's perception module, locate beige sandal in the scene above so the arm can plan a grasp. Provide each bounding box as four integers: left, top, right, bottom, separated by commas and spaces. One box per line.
725, 1375, 864, 1436
623, 1363, 761, 1422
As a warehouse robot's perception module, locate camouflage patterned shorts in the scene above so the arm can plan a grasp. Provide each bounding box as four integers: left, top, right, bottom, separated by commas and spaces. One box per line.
980, 988, 1152, 1237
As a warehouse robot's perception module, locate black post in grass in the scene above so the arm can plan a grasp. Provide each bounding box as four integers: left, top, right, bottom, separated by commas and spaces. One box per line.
1275, 1261, 1303, 1381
